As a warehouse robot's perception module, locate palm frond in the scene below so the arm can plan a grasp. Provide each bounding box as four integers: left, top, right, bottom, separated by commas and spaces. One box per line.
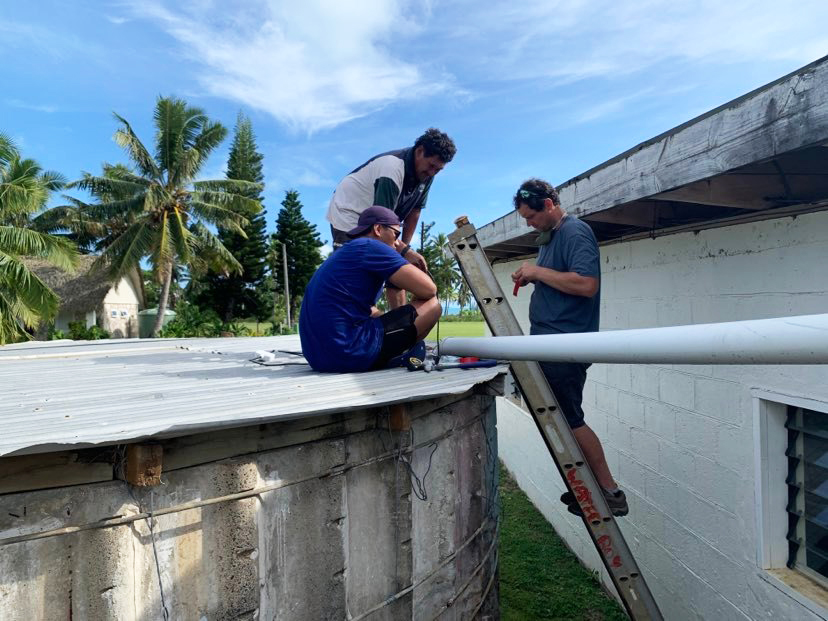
0, 225, 79, 271
96, 220, 157, 280
68, 172, 147, 200
0, 251, 60, 322
168, 207, 191, 265
190, 190, 260, 215
0, 132, 18, 168
192, 179, 263, 195
188, 200, 248, 236
148, 210, 176, 273
39, 170, 67, 192
188, 221, 242, 276
178, 121, 226, 182
113, 112, 161, 180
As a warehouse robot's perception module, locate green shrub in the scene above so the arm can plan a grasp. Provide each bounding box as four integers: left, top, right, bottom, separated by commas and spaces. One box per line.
67, 321, 110, 340
46, 324, 66, 340
159, 301, 222, 338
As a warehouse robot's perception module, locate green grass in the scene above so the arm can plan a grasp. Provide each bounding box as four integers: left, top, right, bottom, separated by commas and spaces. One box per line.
427, 320, 485, 340
499, 468, 627, 621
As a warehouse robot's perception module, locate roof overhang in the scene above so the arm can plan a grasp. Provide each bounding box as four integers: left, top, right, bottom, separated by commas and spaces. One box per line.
480, 55, 828, 260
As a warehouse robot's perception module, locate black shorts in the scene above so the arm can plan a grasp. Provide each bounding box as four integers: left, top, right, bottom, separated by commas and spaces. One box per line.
371, 305, 419, 369
539, 362, 589, 430
330, 225, 351, 250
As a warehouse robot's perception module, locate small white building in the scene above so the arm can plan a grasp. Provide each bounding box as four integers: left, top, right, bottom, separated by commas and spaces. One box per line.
483, 56, 828, 619
27, 255, 144, 338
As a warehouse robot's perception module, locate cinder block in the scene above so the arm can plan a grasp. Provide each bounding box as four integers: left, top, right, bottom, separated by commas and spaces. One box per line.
630, 364, 660, 400
605, 415, 631, 452
644, 401, 676, 441
675, 485, 731, 546
626, 298, 659, 328
675, 410, 720, 456
589, 362, 608, 385
618, 453, 647, 496
582, 379, 597, 409
618, 391, 647, 429
606, 364, 631, 391
716, 424, 751, 472
595, 383, 618, 414
659, 370, 695, 409
658, 441, 696, 489
643, 468, 679, 522
630, 428, 659, 470
656, 296, 693, 326
692, 455, 743, 513
603, 445, 620, 480
695, 377, 742, 423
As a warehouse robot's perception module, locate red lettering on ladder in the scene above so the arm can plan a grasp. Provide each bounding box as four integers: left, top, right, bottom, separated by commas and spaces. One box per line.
597, 535, 623, 568
565, 468, 601, 523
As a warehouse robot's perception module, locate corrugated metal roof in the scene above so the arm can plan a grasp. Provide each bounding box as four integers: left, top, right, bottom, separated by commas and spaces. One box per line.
0, 337, 505, 458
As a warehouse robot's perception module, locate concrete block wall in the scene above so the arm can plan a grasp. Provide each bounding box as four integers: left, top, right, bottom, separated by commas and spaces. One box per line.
493, 210, 828, 619
0, 393, 500, 620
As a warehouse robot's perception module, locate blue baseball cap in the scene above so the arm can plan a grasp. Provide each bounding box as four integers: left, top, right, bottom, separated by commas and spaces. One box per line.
347, 205, 401, 237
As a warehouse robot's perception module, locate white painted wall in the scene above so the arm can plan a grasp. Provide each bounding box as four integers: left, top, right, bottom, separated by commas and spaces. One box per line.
493, 210, 828, 620
102, 276, 142, 338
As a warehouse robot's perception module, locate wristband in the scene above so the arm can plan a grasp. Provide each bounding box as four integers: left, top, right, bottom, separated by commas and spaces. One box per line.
400, 244, 411, 257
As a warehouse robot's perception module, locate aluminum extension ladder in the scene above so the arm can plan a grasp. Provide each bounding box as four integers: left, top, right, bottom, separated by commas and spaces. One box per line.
447, 217, 663, 620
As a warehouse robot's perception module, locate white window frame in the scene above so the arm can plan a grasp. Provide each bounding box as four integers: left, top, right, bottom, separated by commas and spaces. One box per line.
754, 389, 828, 617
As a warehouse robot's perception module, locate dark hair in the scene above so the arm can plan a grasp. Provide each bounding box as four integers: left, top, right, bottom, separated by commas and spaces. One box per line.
513, 178, 560, 211
414, 128, 457, 163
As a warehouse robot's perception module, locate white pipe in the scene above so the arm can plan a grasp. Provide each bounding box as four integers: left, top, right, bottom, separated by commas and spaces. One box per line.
439, 313, 828, 365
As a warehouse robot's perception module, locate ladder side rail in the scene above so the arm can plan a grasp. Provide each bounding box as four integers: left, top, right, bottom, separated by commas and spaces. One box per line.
447, 222, 663, 621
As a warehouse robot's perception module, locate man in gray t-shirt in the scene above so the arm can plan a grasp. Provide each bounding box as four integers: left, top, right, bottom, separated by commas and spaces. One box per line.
511, 177, 628, 517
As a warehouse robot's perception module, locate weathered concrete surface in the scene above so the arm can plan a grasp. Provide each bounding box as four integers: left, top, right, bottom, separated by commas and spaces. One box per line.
0, 390, 500, 619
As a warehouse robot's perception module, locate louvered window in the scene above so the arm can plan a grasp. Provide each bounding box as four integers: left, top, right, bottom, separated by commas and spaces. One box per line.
786, 405, 828, 583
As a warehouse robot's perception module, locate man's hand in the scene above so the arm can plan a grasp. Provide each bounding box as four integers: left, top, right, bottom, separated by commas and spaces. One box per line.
511, 261, 537, 287
405, 248, 428, 272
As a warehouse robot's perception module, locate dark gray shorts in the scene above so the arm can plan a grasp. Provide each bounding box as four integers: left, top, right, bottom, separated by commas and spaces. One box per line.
330, 225, 350, 250
539, 362, 589, 429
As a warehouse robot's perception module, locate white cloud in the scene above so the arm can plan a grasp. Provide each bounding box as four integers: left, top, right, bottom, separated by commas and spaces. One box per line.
122, 0, 828, 133
127, 0, 452, 133
319, 243, 332, 258
5, 99, 58, 114
432, 0, 828, 82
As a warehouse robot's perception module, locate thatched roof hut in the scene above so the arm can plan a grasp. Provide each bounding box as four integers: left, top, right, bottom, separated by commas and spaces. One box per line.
24, 256, 144, 337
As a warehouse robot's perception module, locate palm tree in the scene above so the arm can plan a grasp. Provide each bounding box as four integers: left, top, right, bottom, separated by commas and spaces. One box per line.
0, 133, 78, 344
427, 232, 461, 315
71, 97, 262, 336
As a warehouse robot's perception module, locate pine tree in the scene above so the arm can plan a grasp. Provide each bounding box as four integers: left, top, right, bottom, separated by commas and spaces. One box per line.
195, 112, 272, 321
270, 190, 324, 319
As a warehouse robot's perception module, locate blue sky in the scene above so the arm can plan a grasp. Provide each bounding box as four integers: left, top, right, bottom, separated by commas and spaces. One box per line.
3, 0, 827, 253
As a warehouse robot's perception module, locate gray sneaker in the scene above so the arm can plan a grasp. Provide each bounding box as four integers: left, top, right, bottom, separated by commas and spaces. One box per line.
565, 489, 629, 517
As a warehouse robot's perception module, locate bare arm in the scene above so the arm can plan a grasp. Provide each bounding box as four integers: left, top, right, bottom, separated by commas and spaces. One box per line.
401, 208, 420, 245
388, 264, 437, 300
394, 208, 427, 271
512, 262, 598, 297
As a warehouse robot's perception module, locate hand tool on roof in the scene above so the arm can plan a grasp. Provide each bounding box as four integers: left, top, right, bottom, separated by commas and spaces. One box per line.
405, 355, 497, 372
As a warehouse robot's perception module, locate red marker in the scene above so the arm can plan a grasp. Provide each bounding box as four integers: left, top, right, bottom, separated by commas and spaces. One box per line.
513, 281, 521, 296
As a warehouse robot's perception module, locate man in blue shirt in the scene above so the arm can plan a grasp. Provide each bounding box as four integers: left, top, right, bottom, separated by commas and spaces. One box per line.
511, 178, 628, 517
300, 206, 441, 373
